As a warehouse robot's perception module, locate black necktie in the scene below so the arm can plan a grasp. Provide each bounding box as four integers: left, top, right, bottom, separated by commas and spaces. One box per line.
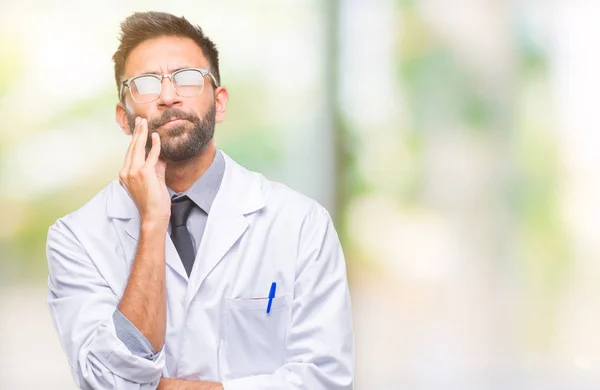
170, 195, 195, 277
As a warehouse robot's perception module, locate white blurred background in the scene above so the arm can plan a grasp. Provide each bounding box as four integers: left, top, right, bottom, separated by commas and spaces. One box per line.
2, 0, 600, 389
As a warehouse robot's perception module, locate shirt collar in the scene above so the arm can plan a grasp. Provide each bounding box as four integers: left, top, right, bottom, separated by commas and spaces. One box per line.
168, 150, 225, 213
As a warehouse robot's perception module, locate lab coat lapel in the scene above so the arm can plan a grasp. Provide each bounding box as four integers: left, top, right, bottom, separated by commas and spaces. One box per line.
184, 202, 248, 306
184, 152, 265, 307
107, 182, 188, 280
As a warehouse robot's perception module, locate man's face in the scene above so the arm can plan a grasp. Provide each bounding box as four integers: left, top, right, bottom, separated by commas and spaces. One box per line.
117, 36, 221, 161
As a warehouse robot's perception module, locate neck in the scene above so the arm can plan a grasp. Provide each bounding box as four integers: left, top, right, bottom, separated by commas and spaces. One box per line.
164, 140, 216, 193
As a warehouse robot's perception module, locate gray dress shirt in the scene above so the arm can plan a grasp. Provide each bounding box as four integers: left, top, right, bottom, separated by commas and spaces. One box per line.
113, 150, 225, 359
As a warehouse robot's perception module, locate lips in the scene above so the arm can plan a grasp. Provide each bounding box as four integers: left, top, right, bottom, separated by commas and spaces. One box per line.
162, 118, 185, 126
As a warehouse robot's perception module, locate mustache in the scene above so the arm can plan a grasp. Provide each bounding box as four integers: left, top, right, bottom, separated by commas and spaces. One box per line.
148, 108, 200, 130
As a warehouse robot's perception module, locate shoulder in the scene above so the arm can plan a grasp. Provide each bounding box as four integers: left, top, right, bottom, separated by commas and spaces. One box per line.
235, 160, 330, 220
235, 162, 333, 236
222, 151, 328, 217
48, 180, 121, 239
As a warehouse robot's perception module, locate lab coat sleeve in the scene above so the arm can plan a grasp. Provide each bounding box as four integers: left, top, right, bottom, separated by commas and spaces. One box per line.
222, 207, 355, 390
46, 219, 165, 390
113, 309, 159, 361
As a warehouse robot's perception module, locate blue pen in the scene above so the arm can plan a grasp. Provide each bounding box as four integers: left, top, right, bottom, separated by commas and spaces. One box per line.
266, 282, 277, 314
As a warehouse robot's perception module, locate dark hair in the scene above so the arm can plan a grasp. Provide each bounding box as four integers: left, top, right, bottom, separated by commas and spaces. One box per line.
112, 11, 220, 100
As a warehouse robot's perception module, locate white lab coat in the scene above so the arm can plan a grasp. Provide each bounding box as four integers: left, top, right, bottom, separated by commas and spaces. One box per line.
46, 151, 354, 390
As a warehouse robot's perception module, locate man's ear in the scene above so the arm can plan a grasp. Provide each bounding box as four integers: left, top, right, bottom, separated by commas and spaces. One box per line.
116, 102, 132, 135
214, 86, 229, 124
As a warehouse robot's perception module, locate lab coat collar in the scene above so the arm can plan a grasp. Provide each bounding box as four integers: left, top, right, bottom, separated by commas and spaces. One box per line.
106, 150, 266, 288
106, 150, 265, 220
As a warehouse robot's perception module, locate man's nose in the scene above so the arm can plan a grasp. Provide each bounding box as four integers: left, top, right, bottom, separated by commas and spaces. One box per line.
157, 77, 182, 107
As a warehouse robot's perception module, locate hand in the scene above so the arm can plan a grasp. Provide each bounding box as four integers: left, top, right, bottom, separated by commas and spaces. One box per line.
119, 117, 171, 226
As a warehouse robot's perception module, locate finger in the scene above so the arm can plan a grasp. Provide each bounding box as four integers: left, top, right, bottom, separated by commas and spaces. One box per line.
155, 158, 167, 183
125, 116, 140, 165
131, 117, 148, 169
123, 117, 141, 172
145, 132, 161, 167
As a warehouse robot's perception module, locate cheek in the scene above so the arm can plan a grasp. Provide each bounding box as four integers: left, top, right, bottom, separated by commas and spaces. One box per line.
195, 93, 214, 111
124, 106, 137, 129
125, 104, 156, 124
186, 100, 208, 118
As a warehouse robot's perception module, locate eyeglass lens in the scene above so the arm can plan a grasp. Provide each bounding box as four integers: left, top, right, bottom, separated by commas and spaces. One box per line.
129, 69, 206, 103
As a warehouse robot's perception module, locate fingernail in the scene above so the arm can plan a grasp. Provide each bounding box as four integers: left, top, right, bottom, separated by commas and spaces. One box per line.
135, 117, 140, 125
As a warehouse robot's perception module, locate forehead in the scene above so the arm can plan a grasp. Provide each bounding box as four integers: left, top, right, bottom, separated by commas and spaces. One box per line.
124, 36, 209, 78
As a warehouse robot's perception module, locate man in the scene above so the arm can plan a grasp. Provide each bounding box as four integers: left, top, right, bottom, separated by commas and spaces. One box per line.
46, 11, 354, 390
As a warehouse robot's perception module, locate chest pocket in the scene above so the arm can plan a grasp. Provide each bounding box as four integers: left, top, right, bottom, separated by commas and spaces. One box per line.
219, 294, 291, 380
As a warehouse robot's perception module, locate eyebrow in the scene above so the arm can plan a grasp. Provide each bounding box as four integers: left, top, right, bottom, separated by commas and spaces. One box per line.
137, 66, 193, 76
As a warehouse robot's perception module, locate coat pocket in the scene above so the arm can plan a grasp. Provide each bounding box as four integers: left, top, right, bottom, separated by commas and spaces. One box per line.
219, 294, 291, 380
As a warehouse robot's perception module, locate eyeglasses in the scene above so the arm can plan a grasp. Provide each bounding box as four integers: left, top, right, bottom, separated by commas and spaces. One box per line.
120, 68, 219, 104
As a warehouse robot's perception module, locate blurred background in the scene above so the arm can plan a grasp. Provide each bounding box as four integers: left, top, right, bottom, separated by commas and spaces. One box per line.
1, 0, 600, 388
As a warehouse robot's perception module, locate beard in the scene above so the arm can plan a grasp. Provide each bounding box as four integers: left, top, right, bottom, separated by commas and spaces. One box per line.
126, 105, 216, 162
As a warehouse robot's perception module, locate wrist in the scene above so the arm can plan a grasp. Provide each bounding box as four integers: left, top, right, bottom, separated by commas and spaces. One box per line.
140, 218, 169, 235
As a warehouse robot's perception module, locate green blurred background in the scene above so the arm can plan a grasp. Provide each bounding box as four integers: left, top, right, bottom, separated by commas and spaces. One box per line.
1, 0, 599, 388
